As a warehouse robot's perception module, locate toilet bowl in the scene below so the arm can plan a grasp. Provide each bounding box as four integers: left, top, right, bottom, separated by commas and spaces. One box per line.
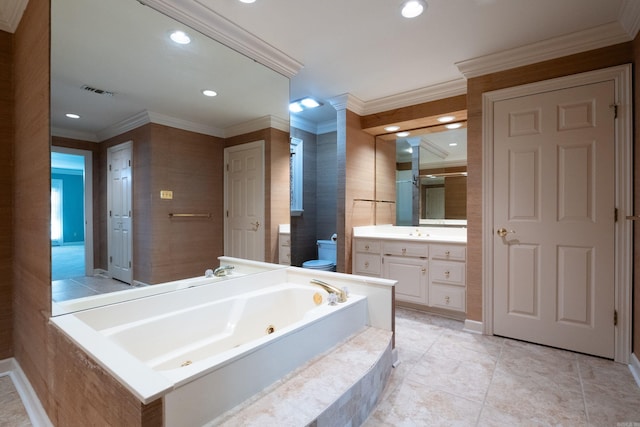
302, 239, 336, 271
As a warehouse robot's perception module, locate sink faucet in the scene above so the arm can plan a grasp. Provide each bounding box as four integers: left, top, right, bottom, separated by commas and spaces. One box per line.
310, 279, 347, 303
213, 265, 234, 277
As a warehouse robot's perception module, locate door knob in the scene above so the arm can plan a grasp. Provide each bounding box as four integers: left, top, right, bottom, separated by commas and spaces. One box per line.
496, 228, 515, 237
251, 221, 260, 230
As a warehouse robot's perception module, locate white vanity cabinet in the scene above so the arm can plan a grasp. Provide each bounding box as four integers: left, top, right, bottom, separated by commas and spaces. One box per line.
278, 231, 291, 265
352, 233, 466, 314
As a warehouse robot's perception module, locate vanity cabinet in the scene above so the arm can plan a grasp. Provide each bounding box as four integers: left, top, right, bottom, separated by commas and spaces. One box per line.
278, 232, 291, 265
352, 236, 466, 313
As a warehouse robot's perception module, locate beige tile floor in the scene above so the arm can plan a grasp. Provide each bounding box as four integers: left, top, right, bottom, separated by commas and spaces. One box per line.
366, 307, 640, 427
2, 307, 639, 426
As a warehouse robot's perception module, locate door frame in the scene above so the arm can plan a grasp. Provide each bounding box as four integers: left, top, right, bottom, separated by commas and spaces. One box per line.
223, 140, 265, 259
481, 64, 633, 363
51, 146, 94, 276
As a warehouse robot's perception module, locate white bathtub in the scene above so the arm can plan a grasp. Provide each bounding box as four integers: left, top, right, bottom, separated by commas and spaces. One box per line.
51, 266, 394, 426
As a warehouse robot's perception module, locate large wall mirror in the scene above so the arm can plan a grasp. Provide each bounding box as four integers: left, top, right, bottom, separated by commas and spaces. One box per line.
50, 0, 289, 314
375, 120, 467, 226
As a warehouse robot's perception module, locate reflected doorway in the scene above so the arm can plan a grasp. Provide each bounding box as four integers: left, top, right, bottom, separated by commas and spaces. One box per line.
51, 148, 93, 281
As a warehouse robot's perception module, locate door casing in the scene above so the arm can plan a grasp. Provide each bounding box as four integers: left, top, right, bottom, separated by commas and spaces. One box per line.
481, 64, 633, 363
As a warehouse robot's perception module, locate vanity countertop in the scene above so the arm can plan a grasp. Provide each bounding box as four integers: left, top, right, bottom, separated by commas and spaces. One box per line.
353, 225, 467, 244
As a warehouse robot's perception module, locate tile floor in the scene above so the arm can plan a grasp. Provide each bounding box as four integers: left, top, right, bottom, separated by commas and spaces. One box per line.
51, 275, 134, 302
3, 307, 639, 426
365, 307, 640, 426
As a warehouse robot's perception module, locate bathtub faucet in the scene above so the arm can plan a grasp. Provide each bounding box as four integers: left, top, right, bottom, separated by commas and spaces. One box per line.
310, 279, 348, 303
213, 265, 234, 277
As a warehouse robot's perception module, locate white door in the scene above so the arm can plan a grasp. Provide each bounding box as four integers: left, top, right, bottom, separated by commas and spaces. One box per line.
493, 80, 615, 358
224, 141, 265, 261
107, 142, 133, 284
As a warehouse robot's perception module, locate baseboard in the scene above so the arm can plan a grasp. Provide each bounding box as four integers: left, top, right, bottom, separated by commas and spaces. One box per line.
0, 358, 52, 427
630, 353, 640, 389
463, 319, 483, 334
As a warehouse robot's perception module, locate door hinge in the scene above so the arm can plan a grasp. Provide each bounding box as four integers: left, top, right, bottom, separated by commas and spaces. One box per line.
128, 160, 131, 167
615, 208, 618, 222
610, 104, 618, 119
226, 163, 229, 172
226, 210, 229, 218
109, 210, 112, 217
129, 261, 132, 268
109, 164, 112, 171
109, 256, 112, 263
614, 310, 618, 326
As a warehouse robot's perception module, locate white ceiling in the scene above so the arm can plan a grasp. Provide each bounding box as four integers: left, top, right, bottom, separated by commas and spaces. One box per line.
2, 0, 639, 133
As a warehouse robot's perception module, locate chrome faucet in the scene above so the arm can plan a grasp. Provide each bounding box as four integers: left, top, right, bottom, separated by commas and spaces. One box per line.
213, 265, 234, 277
310, 279, 347, 303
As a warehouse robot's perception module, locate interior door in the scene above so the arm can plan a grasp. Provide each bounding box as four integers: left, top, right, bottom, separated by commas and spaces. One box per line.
107, 142, 133, 284
224, 141, 265, 261
493, 80, 616, 358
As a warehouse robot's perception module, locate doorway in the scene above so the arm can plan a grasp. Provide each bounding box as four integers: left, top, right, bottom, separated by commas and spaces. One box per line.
482, 65, 633, 363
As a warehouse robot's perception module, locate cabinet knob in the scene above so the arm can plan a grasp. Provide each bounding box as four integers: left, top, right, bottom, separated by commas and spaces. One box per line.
364, 261, 369, 268
444, 271, 450, 278
421, 268, 426, 274
445, 250, 450, 257
364, 244, 370, 251
402, 248, 407, 255
445, 295, 450, 304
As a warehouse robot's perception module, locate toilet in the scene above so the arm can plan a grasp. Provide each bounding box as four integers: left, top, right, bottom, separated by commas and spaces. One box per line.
302, 239, 336, 271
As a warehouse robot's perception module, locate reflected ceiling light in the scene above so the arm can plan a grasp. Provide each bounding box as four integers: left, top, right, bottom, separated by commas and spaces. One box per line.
437, 115, 455, 123
445, 123, 463, 129
239, 0, 256, 3
401, 0, 427, 18
170, 30, 191, 45
65, 113, 80, 119
202, 89, 217, 97
385, 125, 400, 132
396, 131, 410, 137
449, 142, 458, 147
289, 97, 322, 113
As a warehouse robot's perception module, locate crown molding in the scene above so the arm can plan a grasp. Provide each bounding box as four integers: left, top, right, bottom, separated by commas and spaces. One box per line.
96, 111, 151, 141
619, 0, 640, 39
317, 120, 338, 135
0, 0, 27, 33
141, 0, 303, 78
456, 22, 632, 79
362, 79, 467, 115
328, 94, 366, 115
51, 127, 100, 143
291, 115, 338, 135
225, 115, 290, 138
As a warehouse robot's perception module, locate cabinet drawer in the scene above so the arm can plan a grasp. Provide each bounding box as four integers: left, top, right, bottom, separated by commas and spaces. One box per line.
354, 239, 381, 254
430, 261, 465, 286
279, 233, 290, 247
429, 283, 465, 312
383, 241, 428, 258
430, 244, 465, 261
354, 254, 381, 276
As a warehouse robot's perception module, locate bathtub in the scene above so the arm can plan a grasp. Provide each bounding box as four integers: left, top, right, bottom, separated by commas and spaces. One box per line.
51, 266, 394, 426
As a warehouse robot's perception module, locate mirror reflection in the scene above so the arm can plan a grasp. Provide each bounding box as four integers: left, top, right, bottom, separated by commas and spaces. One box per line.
377, 123, 467, 226
50, 0, 289, 313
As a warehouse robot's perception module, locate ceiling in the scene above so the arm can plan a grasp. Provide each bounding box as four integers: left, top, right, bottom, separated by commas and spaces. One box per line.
2, 0, 639, 131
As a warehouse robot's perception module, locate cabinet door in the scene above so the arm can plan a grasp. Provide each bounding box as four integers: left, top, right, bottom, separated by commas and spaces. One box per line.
383, 255, 428, 304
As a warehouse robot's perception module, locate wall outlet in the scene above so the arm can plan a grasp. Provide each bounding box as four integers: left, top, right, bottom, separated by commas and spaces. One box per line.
160, 190, 173, 200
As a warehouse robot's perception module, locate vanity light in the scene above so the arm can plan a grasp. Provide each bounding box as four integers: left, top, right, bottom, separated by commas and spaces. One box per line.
401, 0, 427, 18
202, 89, 217, 97
385, 125, 400, 132
437, 116, 455, 123
169, 30, 191, 45
396, 131, 410, 137
65, 113, 80, 119
445, 123, 463, 129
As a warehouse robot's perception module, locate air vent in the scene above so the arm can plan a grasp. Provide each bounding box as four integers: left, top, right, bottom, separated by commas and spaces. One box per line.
81, 85, 114, 97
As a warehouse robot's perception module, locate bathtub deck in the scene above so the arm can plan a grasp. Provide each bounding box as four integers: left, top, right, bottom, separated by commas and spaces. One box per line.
211, 326, 393, 426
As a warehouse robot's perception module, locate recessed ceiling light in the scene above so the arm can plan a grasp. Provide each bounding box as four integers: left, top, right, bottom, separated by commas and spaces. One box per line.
239, 0, 256, 3
202, 89, 217, 97
170, 30, 191, 45
65, 113, 80, 119
401, 0, 427, 18
396, 131, 410, 137
385, 126, 400, 132
445, 123, 463, 129
437, 116, 455, 123
300, 98, 320, 108
289, 102, 303, 113
449, 142, 458, 147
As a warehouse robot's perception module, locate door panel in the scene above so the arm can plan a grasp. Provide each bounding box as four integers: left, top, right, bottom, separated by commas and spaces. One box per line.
108, 142, 133, 284
493, 80, 615, 358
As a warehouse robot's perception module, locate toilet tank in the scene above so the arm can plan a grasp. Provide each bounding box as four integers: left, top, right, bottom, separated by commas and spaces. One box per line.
317, 240, 337, 263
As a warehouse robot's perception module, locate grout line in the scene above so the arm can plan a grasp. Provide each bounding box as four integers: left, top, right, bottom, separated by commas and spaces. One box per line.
474, 337, 504, 426
576, 355, 591, 425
